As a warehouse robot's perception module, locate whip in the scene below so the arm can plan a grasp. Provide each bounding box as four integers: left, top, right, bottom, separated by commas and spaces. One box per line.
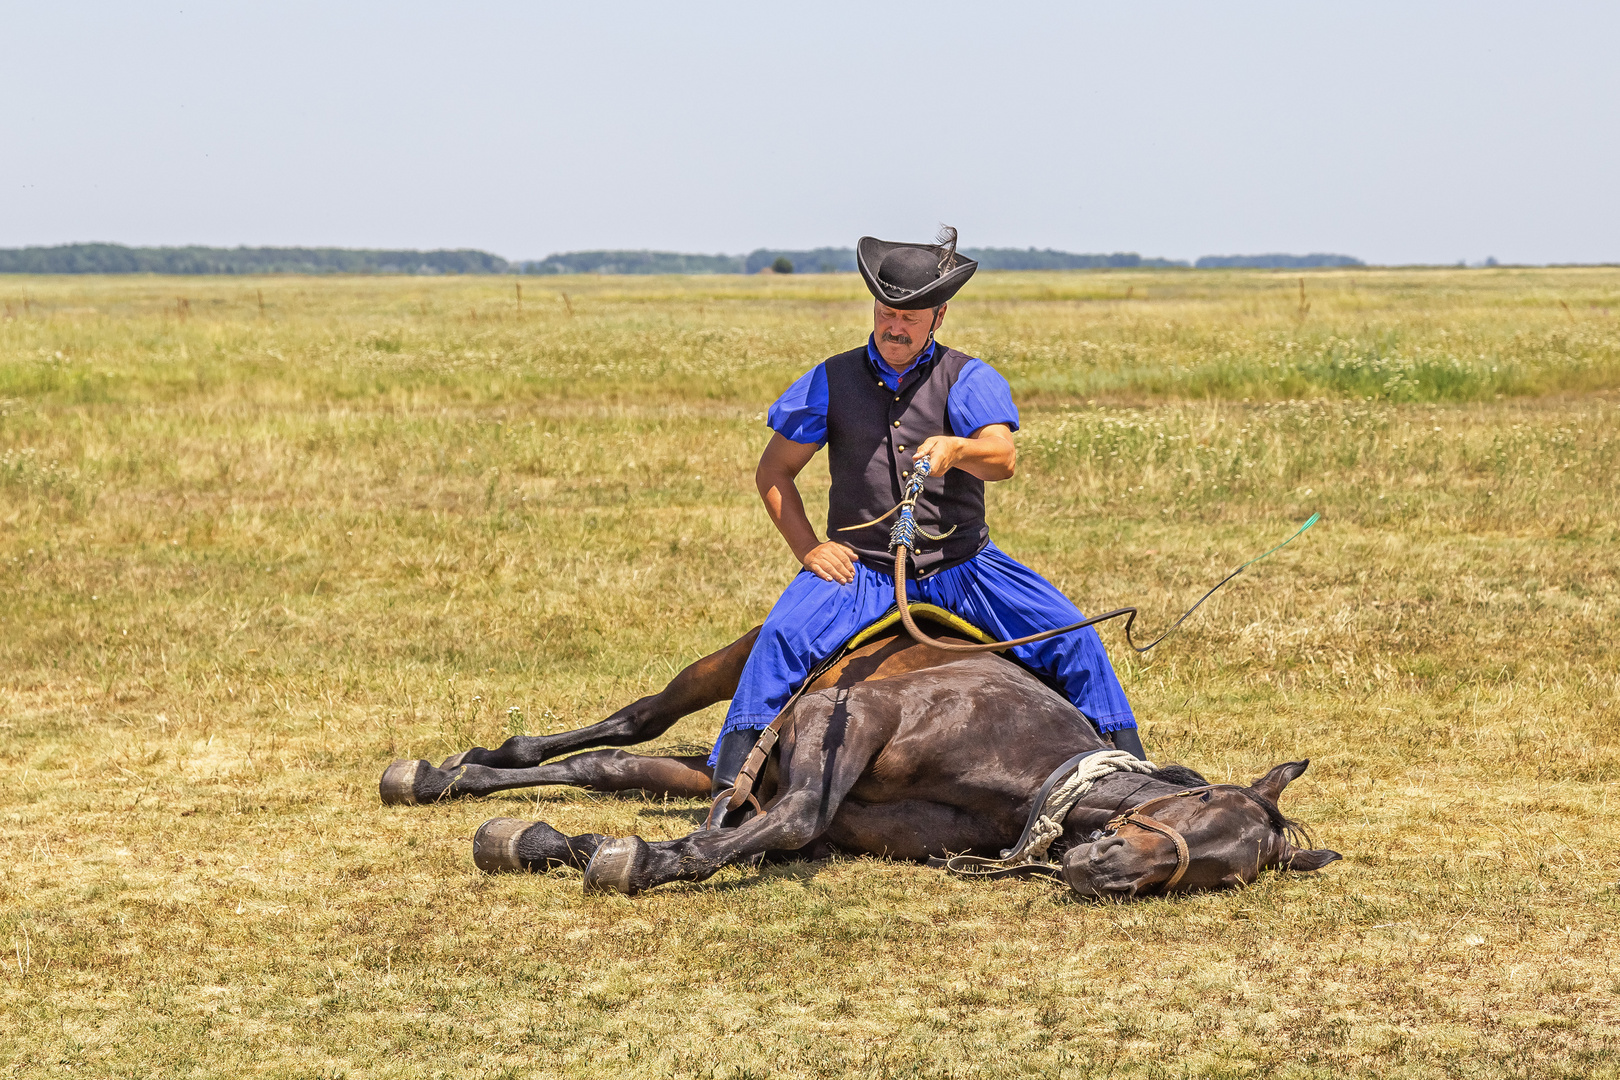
859, 458, 1319, 655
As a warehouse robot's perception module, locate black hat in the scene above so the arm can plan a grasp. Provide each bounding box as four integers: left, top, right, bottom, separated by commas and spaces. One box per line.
857, 227, 978, 310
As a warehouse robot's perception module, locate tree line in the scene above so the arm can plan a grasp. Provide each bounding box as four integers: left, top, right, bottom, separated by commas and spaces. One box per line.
522, 247, 1201, 273
1194, 254, 1363, 269
0, 244, 510, 275
0, 242, 1365, 276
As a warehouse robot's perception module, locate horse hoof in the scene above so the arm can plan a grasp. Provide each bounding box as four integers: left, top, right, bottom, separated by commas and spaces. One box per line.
583, 836, 647, 896
473, 818, 535, 873
380, 759, 429, 805
440, 751, 468, 770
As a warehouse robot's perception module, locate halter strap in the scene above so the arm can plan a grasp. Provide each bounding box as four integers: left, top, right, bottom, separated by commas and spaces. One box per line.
1103, 786, 1216, 893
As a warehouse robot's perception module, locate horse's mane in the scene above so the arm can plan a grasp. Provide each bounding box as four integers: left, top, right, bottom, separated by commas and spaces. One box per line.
1148, 763, 1209, 789
1232, 785, 1315, 848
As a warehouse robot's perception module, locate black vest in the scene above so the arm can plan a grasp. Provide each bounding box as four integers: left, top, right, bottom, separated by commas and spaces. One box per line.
824, 343, 991, 578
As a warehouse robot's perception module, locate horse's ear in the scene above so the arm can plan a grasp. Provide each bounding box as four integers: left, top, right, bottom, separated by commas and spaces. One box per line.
1249, 759, 1310, 803
1282, 847, 1342, 872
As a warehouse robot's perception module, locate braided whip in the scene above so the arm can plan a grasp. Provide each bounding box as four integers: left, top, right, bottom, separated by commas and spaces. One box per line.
889, 458, 1320, 655
887, 463, 925, 553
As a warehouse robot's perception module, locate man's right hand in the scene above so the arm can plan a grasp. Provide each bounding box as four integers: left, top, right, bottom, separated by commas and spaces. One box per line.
757, 434, 858, 584
801, 540, 859, 585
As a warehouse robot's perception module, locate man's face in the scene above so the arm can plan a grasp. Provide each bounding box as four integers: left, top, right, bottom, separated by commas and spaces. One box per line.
872, 301, 946, 368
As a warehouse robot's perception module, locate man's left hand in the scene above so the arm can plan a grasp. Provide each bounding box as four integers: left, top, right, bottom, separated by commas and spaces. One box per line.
913, 435, 965, 477
913, 425, 1016, 482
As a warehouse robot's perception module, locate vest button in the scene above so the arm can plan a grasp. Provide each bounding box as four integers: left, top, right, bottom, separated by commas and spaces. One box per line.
894, 396, 901, 402
892, 420, 901, 428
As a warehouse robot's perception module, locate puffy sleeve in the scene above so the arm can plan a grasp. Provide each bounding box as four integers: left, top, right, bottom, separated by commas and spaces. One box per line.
947, 358, 1020, 435
766, 363, 829, 446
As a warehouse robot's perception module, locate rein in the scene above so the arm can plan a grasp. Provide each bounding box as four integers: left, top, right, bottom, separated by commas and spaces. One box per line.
846, 458, 1319, 656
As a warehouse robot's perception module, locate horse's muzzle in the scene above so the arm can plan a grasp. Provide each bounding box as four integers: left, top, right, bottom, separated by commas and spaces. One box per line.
1060, 839, 1145, 899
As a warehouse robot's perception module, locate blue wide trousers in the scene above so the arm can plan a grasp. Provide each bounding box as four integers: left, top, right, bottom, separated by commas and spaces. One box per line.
711, 541, 1136, 765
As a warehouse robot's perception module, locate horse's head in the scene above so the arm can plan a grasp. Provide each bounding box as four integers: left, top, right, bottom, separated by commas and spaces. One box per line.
1061, 760, 1341, 899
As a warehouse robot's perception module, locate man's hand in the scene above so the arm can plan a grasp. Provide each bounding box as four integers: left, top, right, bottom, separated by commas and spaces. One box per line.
913, 434, 968, 477
915, 424, 1017, 482
757, 433, 861, 583
801, 540, 859, 585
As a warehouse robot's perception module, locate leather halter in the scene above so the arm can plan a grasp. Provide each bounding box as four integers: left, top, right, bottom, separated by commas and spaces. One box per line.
1104, 783, 1293, 894
1100, 786, 1216, 894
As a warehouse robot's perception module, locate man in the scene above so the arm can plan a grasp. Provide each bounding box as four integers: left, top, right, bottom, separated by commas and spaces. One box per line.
709, 229, 1143, 789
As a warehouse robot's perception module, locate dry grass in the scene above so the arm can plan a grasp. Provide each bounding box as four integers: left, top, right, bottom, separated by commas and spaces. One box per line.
1, 269, 1618, 1078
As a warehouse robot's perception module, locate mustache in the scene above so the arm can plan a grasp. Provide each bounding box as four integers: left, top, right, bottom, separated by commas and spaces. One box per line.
879, 331, 914, 344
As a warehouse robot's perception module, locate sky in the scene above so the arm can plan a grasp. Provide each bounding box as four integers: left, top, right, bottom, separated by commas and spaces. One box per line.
3, 1, 1617, 265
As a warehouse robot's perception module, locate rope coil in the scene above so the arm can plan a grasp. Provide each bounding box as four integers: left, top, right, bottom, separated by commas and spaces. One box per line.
937, 749, 1158, 879
1003, 749, 1157, 862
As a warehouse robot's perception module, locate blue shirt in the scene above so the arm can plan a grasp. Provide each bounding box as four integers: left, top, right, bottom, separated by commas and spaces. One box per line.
767, 336, 1021, 447
866, 335, 935, 391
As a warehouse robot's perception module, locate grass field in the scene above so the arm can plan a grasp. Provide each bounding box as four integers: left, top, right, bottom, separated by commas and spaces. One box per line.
2, 268, 1618, 1078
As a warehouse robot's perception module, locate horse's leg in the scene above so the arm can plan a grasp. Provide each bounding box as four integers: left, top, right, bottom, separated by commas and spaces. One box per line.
581, 690, 892, 895
438, 626, 759, 770
471, 819, 610, 874
380, 750, 713, 806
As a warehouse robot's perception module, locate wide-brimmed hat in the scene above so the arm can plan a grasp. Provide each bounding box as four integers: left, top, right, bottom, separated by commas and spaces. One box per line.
857, 227, 978, 310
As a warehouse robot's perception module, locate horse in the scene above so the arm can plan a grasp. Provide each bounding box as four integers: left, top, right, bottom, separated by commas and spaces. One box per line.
381, 620, 1340, 899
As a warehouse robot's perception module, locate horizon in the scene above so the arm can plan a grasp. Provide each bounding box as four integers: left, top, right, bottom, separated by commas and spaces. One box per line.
5, 239, 1350, 262
6, 240, 1603, 272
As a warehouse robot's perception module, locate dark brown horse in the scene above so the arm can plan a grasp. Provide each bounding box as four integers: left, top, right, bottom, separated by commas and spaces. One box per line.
380, 626, 1340, 898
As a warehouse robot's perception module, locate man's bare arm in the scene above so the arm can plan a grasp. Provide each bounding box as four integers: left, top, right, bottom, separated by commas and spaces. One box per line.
913, 423, 1017, 482
755, 433, 858, 585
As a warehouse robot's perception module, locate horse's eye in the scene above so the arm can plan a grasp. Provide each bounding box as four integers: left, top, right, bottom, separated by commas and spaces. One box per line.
1199, 791, 1212, 802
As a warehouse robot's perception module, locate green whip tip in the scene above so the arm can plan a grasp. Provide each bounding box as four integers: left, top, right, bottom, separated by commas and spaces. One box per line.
1236, 511, 1322, 573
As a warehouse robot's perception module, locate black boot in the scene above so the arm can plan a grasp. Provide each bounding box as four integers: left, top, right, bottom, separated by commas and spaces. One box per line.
1110, 725, 1147, 760
710, 727, 764, 796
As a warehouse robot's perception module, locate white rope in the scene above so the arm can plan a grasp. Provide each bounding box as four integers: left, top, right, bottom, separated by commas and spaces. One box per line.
998, 750, 1157, 864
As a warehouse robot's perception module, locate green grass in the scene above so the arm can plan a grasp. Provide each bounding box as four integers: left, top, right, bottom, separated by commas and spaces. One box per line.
1, 269, 1618, 1078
